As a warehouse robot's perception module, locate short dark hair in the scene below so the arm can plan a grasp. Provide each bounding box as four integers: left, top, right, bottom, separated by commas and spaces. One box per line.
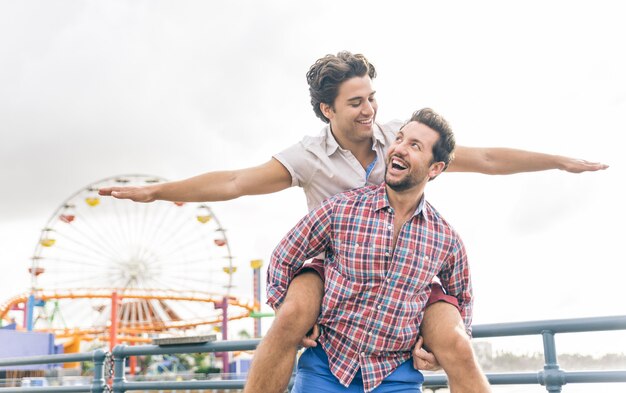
408, 108, 456, 171
306, 51, 377, 123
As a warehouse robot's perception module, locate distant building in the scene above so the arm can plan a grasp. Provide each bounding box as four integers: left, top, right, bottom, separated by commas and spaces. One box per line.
0, 329, 63, 370
0, 329, 64, 387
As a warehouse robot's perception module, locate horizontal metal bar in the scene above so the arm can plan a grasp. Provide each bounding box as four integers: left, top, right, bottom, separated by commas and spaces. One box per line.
0, 350, 105, 367
423, 372, 541, 386
473, 315, 626, 337
423, 370, 626, 387
564, 370, 626, 383
119, 379, 247, 390
112, 339, 259, 357
0, 386, 92, 393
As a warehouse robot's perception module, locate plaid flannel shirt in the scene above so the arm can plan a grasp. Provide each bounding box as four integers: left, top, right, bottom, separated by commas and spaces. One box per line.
267, 183, 473, 392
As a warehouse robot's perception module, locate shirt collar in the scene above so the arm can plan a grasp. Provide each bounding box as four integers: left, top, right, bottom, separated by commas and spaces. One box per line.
323, 122, 387, 156
373, 183, 428, 221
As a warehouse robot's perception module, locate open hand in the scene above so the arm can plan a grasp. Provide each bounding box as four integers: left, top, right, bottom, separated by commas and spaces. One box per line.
560, 158, 608, 173
98, 186, 156, 203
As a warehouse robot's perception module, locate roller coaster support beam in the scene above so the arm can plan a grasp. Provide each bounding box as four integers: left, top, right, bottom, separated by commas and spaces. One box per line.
110, 291, 120, 351
26, 294, 35, 331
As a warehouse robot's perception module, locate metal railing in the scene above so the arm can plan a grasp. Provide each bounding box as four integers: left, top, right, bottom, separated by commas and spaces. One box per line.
0, 350, 108, 393
0, 315, 625, 392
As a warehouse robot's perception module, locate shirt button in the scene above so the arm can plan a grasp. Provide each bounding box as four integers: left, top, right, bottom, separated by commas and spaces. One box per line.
355, 243, 359, 248
361, 352, 366, 357
424, 256, 430, 261
387, 225, 393, 230
384, 251, 390, 257
386, 278, 390, 283
377, 305, 382, 310
368, 331, 372, 336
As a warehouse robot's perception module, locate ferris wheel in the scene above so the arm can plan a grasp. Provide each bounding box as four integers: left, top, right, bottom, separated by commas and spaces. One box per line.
25, 174, 251, 341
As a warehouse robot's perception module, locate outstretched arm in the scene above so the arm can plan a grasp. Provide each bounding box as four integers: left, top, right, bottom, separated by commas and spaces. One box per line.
98, 158, 292, 203
448, 146, 608, 175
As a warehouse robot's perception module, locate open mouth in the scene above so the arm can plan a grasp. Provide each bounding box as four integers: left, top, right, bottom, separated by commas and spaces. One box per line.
391, 157, 408, 171
356, 118, 373, 126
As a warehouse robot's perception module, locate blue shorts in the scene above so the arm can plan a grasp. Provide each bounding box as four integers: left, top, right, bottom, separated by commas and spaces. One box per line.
291, 345, 423, 392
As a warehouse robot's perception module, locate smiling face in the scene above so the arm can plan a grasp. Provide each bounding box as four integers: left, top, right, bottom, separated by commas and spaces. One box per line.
385, 121, 446, 192
320, 76, 378, 146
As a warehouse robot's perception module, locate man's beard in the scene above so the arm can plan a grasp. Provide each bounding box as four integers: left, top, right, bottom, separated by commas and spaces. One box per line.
385, 168, 421, 192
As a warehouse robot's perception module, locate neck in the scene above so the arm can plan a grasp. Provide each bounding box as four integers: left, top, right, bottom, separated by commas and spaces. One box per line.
330, 125, 375, 167
386, 184, 426, 218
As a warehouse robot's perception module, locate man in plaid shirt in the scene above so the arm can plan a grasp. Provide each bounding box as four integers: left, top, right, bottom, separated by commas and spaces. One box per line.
267, 108, 472, 392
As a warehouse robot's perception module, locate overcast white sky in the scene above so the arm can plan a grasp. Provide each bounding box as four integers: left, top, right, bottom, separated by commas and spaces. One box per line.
1, 1, 625, 355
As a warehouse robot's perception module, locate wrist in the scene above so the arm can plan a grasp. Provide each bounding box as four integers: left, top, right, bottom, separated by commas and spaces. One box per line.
553, 155, 569, 171
146, 184, 161, 202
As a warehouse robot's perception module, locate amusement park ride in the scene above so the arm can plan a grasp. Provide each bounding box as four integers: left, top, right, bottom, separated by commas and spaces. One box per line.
0, 175, 266, 356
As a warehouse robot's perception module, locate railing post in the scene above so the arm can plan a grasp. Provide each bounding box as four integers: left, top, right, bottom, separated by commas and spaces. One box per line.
91, 348, 108, 393
112, 344, 127, 393
539, 330, 565, 392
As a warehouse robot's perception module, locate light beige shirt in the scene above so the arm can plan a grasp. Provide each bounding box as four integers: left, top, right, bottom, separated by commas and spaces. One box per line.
274, 120, 404, 211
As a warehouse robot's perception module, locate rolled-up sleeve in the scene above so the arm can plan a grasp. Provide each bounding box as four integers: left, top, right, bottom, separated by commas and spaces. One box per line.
266, 199, 334, 309
440, 237, 473, 336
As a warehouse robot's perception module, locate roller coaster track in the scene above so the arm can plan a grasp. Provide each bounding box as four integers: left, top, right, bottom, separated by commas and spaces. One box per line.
0, 288, 256, 342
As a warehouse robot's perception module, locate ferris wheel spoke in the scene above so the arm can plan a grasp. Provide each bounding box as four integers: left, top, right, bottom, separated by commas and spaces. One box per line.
75, 204, 128, 250
44, 240, 122, 267
38, 256, 115, 270
157, 242, 226, 263
52, 241, 120, 263
116, 274, 142, 289
94, 206, 133, 256
142, 207, 202, 258
154, 273, 222, 286
155, 233, 214, 261
139, 274, 189, 291
109, 199, 134, 256
132, 201, 179, 262
49, 273, 112, 287
48, 229, 126, 264
154, 275, 226, 292
130, 202, 162, 263
134, 202, 188, 261
121, 195, 150, 257
70, 207, 130, 261
132, 202, 157, 255
68, 206, 128, 255
36, 267, 109, 282
148, 257, 215, 270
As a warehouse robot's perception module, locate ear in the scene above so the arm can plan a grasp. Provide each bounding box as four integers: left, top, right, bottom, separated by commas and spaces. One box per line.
320, 102, 334, 121
428, 161, 446, 181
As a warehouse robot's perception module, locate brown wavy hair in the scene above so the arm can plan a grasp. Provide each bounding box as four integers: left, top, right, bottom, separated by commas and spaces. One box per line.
306, 51, 377, 123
